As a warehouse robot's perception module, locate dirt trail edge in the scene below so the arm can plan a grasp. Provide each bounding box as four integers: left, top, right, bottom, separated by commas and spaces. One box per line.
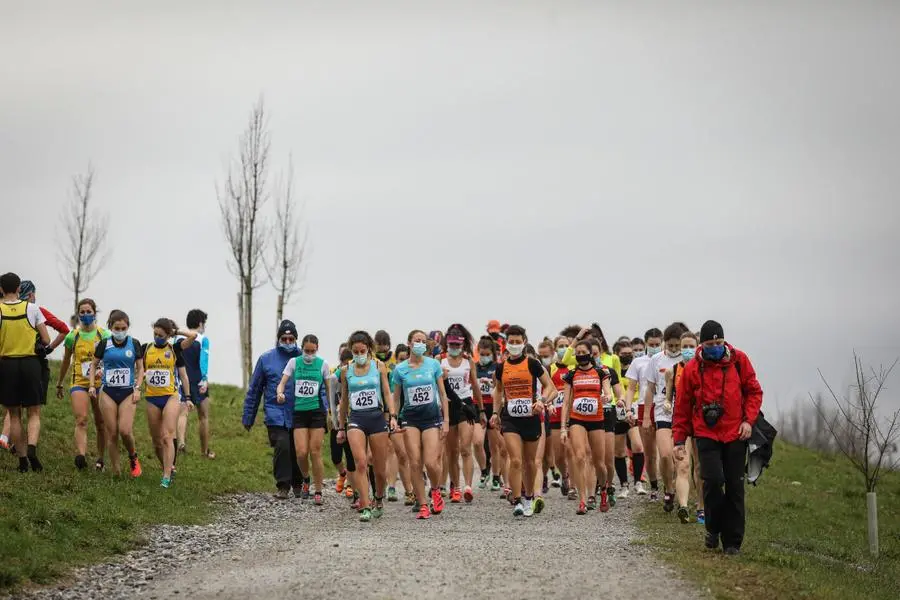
13, 485, 704, 600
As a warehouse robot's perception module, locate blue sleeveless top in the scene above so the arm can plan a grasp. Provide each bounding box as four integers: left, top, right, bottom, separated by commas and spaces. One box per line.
345, 359, 382, 412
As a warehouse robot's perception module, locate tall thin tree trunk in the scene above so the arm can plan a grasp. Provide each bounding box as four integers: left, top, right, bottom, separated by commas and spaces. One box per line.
275, 293, 284, 334
237, 291, 247, 387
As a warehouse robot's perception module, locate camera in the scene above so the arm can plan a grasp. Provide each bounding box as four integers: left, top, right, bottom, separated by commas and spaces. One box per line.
702, 402, 724, 428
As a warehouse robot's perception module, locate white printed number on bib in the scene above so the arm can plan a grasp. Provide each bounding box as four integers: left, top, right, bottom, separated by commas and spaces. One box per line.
351, 389, 378, 410
295, 380, 320, 398
573, 397, 599, 415
448, 375, 464, 392
80, 362, 92, 378
145, 369, 171, 388
408, 385, 433, 406
105, 368, 131, 387
507, 398, 533, 418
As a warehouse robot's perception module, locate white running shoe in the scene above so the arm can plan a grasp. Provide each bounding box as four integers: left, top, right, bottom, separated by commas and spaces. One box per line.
619, 485, 630, 499
635, 481, 648, 496
523, 500, 534, 517
513, 501, 525, 517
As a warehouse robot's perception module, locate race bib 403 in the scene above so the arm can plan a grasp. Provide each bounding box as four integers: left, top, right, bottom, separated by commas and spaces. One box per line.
507, 398, 533, 418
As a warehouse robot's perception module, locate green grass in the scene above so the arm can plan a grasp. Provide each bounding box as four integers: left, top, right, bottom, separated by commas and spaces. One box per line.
0, 362, 334, 592
637, 439, 900, 600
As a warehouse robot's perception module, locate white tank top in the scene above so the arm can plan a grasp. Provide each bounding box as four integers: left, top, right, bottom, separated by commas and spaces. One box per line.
442, 357, 473, 400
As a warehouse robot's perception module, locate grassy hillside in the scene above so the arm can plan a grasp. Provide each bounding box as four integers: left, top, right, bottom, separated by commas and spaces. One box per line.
0, 362, 334, 591
638, 439, 900, 600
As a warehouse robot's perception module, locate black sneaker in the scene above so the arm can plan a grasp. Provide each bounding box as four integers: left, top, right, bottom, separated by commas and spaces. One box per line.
26, 446, 42, 472
663, 492, 675, 513
677, 506, 690, 524
94, 459, 105, 472
273, 487, 290, 500
705, 532, 720, 549
18, 457, 29, 473
723, 546, 741, 556
292, 486, 304, 498
75, 454, 87, 470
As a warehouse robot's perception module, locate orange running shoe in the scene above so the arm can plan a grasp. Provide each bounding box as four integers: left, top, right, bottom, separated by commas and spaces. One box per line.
450, 488, 462, 503
430, 488, 444, 514
600, 490, 610, 513
0, 438, 8, 451
463, 486, 474, 503
129, 455, 142, 478
335, 473, 346, 494
345, 484, 354, 499
417, 503, 431, 520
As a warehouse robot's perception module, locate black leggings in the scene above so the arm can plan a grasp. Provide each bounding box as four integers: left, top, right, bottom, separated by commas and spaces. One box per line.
329, 428, 356, 472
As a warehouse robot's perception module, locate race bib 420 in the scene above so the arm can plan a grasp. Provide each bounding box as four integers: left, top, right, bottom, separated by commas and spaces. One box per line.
295, 379, 320, 398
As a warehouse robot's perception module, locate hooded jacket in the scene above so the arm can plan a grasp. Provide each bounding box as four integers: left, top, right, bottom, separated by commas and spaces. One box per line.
242, 345, 301, 428
673, 343, 763, 445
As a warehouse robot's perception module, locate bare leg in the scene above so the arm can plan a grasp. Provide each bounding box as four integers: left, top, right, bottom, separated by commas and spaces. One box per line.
99, 394, 121, 474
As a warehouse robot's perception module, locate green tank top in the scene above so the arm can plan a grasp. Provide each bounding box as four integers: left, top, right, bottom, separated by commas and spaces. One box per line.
293, 356, 325, 412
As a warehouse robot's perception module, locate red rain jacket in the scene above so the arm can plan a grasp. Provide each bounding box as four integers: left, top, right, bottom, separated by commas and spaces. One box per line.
673, 343, 763, 445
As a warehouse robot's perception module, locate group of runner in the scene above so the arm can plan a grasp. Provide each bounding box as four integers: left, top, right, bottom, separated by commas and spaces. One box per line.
263, 319, 710, 523
0, 272, 214, 488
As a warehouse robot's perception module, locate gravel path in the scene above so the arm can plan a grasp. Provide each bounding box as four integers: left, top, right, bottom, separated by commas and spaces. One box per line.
12, 482, 703, 600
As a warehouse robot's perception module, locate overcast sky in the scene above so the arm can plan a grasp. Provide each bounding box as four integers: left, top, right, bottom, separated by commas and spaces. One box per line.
2, 1, 898, 416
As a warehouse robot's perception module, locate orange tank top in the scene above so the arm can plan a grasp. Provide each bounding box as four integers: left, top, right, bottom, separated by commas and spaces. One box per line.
569, 367, 605, 422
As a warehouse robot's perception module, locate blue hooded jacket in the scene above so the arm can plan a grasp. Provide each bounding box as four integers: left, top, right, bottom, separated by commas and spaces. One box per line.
242, 345, 301, 428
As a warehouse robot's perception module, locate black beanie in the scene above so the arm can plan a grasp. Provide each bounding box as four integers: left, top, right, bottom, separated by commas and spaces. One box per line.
700, 320, 724, 343
277, 320, 297, 338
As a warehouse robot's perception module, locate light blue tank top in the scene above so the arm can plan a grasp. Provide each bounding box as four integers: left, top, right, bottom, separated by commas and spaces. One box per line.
345, 359, 382, 412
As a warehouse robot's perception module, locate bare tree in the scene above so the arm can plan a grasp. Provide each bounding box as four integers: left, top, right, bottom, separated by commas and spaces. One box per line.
811, 353, 900, 556
264, 159, 308, 330
57, 165, 108, 314
218, 98, 270, 387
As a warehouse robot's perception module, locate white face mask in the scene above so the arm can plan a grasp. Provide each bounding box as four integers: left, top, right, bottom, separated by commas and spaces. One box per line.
507, 343, 525, 357
666, 349, 681, 359
541, 357, 552, 367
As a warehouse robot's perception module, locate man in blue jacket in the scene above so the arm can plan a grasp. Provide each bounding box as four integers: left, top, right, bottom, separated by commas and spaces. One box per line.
242, 320, 304, 499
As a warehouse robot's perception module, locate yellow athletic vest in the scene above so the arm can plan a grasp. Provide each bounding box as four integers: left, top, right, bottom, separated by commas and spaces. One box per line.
0, 301, 37, 358
144, 343, 177, 396
69, 328, 107, 388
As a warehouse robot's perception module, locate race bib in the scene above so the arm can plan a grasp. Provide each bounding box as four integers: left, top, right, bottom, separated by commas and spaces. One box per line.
479, 378, 493, 396
146, 369, 171, 388
407, 385, 433, 407
350, 388, 378, 410
616, 406, 628, 421
573, 397, 599, 416
295, 379, 320, 398
80, 361, 92, 378
448, 375, 464, 392
105, 368, 131, 388
553, 391, 564, 409
507, 398, 533, 418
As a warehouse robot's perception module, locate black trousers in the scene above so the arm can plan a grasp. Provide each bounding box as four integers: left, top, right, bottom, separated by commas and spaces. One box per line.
267, 426, 303, 491
696, 437, 747, 549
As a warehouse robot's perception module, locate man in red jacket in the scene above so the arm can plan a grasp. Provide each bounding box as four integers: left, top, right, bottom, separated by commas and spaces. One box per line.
673, 320, 763, 555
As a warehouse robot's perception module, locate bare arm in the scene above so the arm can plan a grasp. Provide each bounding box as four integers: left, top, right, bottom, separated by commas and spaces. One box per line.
469, 359, 483, 410
379, 364, 396, 416
339, 372, 349, 429
664, 369, 674, 406
178, 329, 198, 350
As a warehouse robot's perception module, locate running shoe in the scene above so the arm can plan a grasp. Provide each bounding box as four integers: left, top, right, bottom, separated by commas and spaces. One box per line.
696, 509, 706, 525
663, 492, 675, 513
541, 475, 549, 495
463, 486, 474, 503
551, 470, 561, 488
501, 487, 512, 500
417, 504, 431, 519
314, 492, 324, 506
129, 455, 142, 478
600, 490, 610, 513
301, 481, 311, 500
178, 442, 187, 455
723, 547, 741, 556
0, 438, 8, 451
170, 467, 177, 482
440, 487, 448, 498
387, 486, 398, 502
345, 484, 355, 499
273, 487, 290, 500
292, 485, 304, 498
567, 488, 577, 501
513, 501, 525, 517
608, 487, 617, 508
533, 496, 545, 514
335, 473, 346, 493
619, 484, 630, 499
560, 474, 570, 497
705, 532, 720, 549
635, 481, 647, 496
160, 476, 171, 489
94, 459, 104, 472
359, 508, 372, 522
430, 489, 445, 515
450, 487, 462, 503
587, 496, 597, 511
677, 506, 690, 524
478, 473, 489, 489
27, 452, 43, 473
404, 491, 416, 506
576, 500, 587, 515
523, 500, 534, 517
491, 477, 502, 492
372, 502, 384, 519
649, 490, 659, 502
351, 496, 361, 511
18, 457, 29, 473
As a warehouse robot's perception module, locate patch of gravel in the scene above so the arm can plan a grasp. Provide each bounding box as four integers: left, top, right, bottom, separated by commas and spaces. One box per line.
10, 482, 704, 600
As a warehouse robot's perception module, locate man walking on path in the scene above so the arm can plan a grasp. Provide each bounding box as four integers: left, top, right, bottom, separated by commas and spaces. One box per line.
673, 320, 763, 555
0, 273, 51, 472
242, 320, 304, 499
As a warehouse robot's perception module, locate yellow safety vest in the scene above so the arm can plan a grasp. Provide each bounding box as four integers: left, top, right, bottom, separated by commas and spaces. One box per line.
0, 301, 37, 358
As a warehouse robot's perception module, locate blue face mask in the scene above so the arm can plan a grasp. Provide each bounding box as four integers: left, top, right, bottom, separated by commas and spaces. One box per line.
412, 342, 427, 357
154, 336, 168, 348
647, 346, 661, 357
280, 343, 297, 353
556, 348, 566, 359
112, 330, 128, 343
479, 355, 493, 366
448, 347, 462, 358
702, 345, 726, 361
79, 314, 95, 326
682, 348, 696, 362
633, 350, 646, 358
354, 354, 368, 366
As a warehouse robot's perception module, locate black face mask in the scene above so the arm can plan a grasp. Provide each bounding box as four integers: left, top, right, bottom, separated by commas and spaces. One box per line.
575, 354, 593, 366
620, 355, 633, 368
